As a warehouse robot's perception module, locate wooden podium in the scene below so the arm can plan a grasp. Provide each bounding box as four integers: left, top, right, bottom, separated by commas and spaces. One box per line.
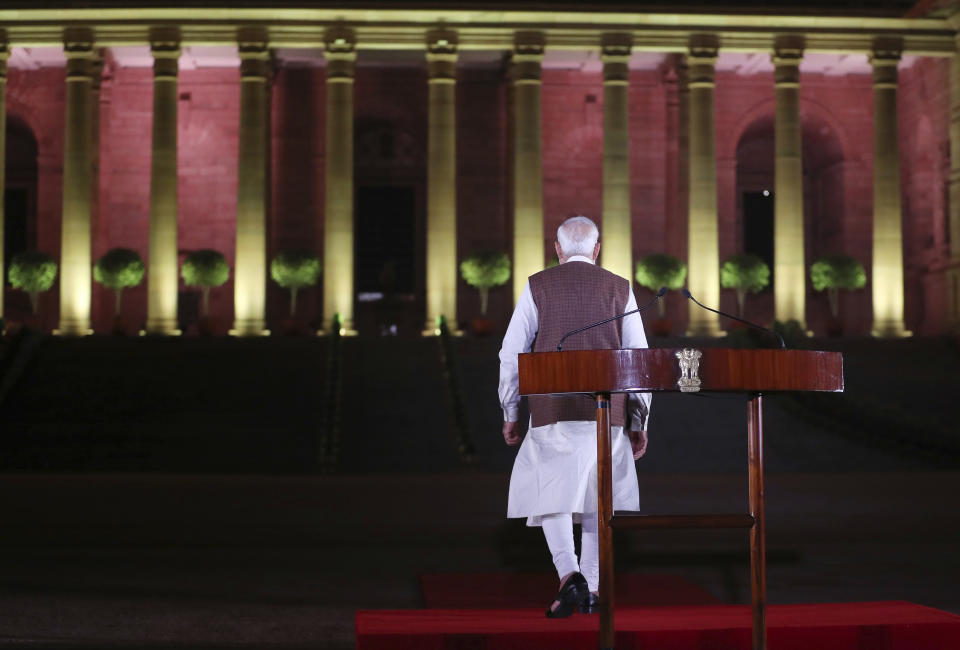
518, 347, 844, 650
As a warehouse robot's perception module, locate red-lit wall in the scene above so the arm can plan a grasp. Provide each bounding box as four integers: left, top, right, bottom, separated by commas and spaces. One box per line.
3, 57, 953, 335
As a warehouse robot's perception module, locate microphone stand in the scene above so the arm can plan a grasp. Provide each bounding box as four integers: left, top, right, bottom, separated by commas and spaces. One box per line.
557, 287, 667, 352
681, 289, 786, 349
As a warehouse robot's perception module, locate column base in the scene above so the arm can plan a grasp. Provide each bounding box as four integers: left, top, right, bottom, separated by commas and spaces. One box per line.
422, 320, 462, 337
686, 316, 723, 337
871, 320, 912, 338
230, 319, 270, 337
318, 317, 357, 336
946, 263, 960, 332
143, 318, 181, 336
54, 321, 93, 337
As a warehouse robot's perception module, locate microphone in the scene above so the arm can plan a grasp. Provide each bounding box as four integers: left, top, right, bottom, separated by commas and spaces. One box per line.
680, 288, 786, 349
557, 287, 667, 352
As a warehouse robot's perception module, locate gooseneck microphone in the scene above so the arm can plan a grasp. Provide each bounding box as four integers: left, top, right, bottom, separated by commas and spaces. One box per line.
556, 287, 667, 352
680, 288, 786, 349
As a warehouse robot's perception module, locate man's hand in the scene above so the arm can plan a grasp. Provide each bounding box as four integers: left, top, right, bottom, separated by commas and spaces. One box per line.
503, 421, 522, 446
628, 430, 648, 460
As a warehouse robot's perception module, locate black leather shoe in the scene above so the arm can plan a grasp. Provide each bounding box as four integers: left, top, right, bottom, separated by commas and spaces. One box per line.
579, 592, 600, 614
545, 572, 588, 618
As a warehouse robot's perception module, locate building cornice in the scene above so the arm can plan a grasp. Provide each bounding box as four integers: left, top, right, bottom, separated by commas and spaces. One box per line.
0, 8, 954, 56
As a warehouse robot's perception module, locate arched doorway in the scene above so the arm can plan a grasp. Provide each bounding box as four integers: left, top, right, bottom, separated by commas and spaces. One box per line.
735, 112, 845, 329
4, 115, 39, 320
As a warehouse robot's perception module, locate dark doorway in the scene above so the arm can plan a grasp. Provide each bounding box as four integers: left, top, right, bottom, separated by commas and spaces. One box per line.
4, 187, 29, 275
354, 185, 419, 336
355, 186, 416, 295
5, 117, 38, 274
4, 117, 39, 320
743, 191, 774, 288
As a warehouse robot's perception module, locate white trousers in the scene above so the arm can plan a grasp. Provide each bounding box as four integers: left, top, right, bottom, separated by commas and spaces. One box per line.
541, 511, 600, 592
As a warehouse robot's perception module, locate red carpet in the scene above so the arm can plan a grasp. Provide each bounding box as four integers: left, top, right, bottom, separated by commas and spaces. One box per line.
356, 601, 960, 650
420, 573, 721, 608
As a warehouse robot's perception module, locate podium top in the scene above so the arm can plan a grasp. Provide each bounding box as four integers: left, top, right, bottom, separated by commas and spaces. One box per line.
518, 348, 843, 395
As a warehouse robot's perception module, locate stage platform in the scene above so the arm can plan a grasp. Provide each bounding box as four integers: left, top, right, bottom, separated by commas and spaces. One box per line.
420, 573, 721, 609
356, 600, 960, 649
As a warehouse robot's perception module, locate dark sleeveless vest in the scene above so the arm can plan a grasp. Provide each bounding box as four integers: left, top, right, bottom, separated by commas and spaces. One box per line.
527, 261, 629, 428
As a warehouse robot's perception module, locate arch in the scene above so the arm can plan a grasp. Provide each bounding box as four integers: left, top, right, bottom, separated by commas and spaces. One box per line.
722, 96, 849, 163
732, 105, 849, 331
6, 113, 39, 176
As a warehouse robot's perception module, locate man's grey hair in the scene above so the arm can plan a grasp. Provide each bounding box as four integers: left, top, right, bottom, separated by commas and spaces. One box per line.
556, 215, 599, 257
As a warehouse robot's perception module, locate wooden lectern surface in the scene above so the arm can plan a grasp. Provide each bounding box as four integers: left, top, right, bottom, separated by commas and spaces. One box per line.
518, 348, 843, 396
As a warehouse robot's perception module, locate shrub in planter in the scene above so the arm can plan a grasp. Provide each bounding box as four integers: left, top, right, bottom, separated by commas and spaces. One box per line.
94, 248, 145, 334
635, 253, 687, 335
810, 254, 866, 336
459, 251, 510, 335
181, 249, 229, 334
271, 249, 321, 334
720, 253, 770, 319
8, 251, 58, 321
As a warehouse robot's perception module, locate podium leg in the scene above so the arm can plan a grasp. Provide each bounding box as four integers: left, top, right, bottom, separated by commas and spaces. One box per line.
596, 392, 614, 650
748, 394, 767, 650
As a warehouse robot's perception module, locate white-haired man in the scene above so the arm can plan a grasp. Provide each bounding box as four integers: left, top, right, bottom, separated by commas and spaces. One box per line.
498, 215, 651, 617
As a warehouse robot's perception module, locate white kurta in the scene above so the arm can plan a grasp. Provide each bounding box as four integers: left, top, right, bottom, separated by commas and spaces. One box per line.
499, 255, 651, 527
507, 420, 639, 526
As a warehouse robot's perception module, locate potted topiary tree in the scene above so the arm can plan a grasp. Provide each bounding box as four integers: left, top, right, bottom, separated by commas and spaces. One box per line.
720, 253, 770, 320
93, 247, 145, 335
635, 253, 687, 336
459, 251, 510, 335
270, 249, 321, 335
8, 251, 58, 328
181, 249, 230, 336
810, 254, 866, 337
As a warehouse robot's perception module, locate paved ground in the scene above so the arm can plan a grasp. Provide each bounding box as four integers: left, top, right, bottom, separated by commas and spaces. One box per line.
0, 335, 958, 648
0, 470, 958, 649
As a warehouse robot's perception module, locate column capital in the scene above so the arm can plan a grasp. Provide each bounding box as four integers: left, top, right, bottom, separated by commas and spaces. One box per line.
0, 38, 9, 81
150, 27, 181, 80
687, 34, 718, 89
772, 37, 803, 87
870, 38, 902, 88
237, 30, 269, 81
324, 27, 357, 83
514, 31, 545, 57
91, 48, 106, 90
512, 32, 544, 85
149, 26, 181, 55
63, 27, 95, 54
688, 33, 719, 60
63, 28, 95, 80
601, 34, 632, 85
427, 29, 458, 83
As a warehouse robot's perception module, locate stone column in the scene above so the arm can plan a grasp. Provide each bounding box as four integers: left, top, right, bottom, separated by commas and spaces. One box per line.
322, 30, 357, 334
58, 29, 95, 335
423, 31, 459, 335
772, 38, 806, 327
686, 37, 721, 335
947, 32, 960, 331
232, 29, 270, 336
0, 38, 7, 322
90, 50, 104, 294
601, 36, 633, 283
663, 55, 688, 261
511, 33, 545, 303
870, 41, 910, 337
145, 30, 181, 335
